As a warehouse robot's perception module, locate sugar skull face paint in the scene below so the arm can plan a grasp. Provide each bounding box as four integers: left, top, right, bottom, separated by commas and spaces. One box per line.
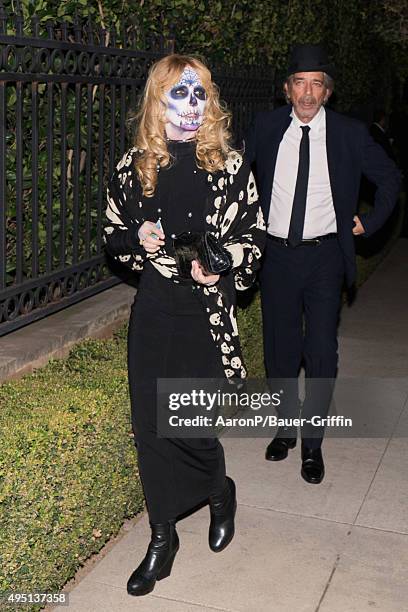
165, 67, 207, 132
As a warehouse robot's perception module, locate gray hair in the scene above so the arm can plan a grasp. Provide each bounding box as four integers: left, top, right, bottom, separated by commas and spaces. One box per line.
284, 72, 334, 104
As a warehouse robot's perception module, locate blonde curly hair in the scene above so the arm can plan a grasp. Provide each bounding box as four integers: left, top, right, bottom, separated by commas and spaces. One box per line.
133, 54, 233, 197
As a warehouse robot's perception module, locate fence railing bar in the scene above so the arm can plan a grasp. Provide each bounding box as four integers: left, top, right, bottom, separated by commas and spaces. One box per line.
0, 3, 6, 35
130, 83, 137, 118
109, 83, 116, 177
0, 254, 108, 297
30, 80, 39, 279
14, 11, 23, 38
59, 82, 67, 268
0, 276, 119, 335
15, 81, 24, 284
31, 15, 40, 38
96, 83, 105, 254
46, 80, 54, 274
72, 82, 81, 265
120, 83, 126, 155
0, 73, 150, 86
85, 83, 93, 260
0, 34, 165, 57
0, 81, 6, 290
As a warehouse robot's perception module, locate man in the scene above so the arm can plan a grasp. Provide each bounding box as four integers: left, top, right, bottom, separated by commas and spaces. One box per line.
245, 44, 400, 484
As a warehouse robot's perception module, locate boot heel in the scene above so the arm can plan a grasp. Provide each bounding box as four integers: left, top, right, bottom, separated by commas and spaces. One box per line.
157, 548, 178, 581
127, 522, 179, 596
209, 477, 237, 553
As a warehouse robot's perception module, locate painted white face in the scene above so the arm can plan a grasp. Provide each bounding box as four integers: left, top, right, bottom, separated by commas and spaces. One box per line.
165, 66, 207, 132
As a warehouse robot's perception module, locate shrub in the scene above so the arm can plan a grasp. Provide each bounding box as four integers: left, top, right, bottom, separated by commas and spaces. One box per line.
0, 329, 144, 611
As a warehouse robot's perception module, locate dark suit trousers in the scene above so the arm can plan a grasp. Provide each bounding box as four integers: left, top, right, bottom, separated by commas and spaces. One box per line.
260, 237, 344, 449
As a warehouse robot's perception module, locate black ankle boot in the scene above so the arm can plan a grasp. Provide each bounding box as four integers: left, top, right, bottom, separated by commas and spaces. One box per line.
208, 476, 237, 552
127, 520, 179, 596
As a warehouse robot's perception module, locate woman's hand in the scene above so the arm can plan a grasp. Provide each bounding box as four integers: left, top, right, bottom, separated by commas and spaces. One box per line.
138, 221, 165, 253
191, 260, 220, 286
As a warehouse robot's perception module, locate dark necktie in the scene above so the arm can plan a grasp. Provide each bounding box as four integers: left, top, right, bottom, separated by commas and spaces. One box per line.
287, 125, 310, 247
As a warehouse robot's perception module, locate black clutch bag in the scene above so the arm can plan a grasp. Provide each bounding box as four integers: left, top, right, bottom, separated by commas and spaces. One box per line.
173, 231, 233, 279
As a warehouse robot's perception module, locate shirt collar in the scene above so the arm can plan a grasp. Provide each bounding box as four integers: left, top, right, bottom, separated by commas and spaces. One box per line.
290, 105, 325, 134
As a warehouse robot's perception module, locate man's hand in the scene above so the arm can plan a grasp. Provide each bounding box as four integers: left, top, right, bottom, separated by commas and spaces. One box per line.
352, 215, 365, 236
191, 260, 220, 286
138, 221, 165, 253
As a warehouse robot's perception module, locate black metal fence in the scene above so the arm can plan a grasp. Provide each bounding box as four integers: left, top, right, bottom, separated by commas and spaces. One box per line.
0, 11, 274, 336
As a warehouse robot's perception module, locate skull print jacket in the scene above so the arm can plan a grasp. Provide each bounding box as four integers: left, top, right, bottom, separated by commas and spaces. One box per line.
104, 146, 266, 379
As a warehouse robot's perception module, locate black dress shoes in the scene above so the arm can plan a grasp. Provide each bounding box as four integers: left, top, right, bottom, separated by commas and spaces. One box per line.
208, 476, 237, 552
265, 435, 297, 461
127, 520, 179, 596
301, 443, 325, 484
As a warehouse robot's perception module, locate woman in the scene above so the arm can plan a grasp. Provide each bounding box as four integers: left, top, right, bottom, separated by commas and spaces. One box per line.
104, 54, 265, 597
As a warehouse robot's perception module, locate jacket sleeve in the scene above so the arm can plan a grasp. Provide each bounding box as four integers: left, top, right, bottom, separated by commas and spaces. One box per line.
103, 151, 147, 272
104, 150, 179, 275
359, 125, 401, 237
221, 154, 266, 290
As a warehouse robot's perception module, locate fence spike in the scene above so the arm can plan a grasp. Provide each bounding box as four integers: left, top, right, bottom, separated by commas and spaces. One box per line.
0, 2, 7, 35
31, 14, 40, 38
128, 27, 136, 49
128, 15, 140, 49
45, 19, 54, 40
120, 17, 126, 48
60, 20, 68, 42
73, 10, 82, 43
14, 7, 23, 37
109, 25, 116, 47
166, 21, 175, 54
86, 17, 94, 45
99, 24, 107, 47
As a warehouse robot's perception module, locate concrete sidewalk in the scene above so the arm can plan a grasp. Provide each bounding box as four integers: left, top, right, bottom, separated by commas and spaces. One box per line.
53, 240, 408, 612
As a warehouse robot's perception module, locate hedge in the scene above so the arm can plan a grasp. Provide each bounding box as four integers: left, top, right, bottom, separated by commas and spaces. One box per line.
0, 327, 144, 611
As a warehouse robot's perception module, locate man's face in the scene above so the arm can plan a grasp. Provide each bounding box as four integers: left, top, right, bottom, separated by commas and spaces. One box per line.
284, 72, 331, 122
165, 66, 207, 132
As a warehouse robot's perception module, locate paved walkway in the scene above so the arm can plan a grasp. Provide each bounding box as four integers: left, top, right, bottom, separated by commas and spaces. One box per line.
53, 240, 408, 612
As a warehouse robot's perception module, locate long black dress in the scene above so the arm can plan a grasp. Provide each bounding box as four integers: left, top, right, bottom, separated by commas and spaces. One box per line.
128, 141, 226, 523
105, 140, 266, 524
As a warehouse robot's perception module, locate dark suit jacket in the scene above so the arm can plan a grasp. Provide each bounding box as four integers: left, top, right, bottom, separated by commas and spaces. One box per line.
245, 105, 401, 285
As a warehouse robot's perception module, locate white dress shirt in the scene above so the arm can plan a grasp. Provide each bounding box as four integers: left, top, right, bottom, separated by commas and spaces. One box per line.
268, 106, 337, 239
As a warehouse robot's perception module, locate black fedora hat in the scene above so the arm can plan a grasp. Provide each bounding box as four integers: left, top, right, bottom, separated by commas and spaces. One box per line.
286, 43, 336, 79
